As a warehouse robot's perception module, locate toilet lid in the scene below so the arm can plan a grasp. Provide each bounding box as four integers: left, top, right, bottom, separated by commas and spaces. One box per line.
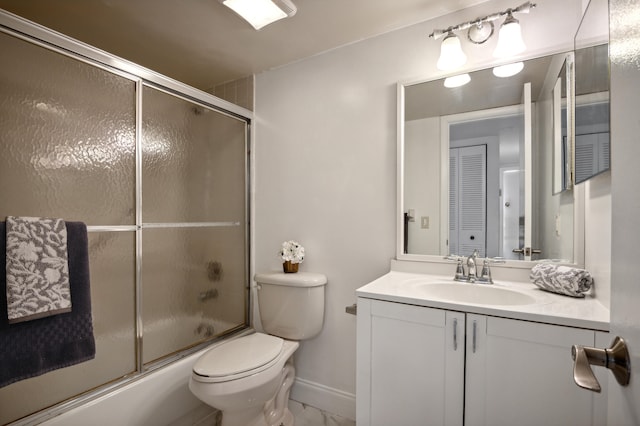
193, 333, 284, 379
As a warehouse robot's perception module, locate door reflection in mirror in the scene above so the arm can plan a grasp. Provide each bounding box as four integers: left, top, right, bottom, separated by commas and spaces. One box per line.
447, 113, 523, 259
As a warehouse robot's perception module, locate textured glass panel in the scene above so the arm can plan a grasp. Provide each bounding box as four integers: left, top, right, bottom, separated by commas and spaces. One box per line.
0, 32, 135, 225
142, 86, 247, 223
142, 226, 247, 364
0, 232, 136, 424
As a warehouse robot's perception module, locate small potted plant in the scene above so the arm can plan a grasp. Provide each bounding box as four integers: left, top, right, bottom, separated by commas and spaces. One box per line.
279, 240, 304, 273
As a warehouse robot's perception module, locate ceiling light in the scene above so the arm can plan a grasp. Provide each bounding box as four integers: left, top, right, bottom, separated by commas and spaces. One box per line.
437, 32, 467, 71
444, 74, 471, 88
493, 13, 526, 58
493, 61, 524, 77
220, 0, 297, 30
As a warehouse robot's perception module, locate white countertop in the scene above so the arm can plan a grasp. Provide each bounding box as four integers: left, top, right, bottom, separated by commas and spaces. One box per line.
356, 271, 610, 331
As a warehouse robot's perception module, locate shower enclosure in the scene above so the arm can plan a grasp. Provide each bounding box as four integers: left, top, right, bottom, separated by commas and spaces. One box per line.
0, 11, 251, 424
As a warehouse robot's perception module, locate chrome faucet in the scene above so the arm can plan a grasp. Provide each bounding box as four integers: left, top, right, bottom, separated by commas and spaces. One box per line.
466, 249, 479, 282
447, 250, 504, 284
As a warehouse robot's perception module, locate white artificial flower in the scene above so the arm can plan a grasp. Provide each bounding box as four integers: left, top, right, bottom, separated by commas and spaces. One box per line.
279, 240, 305, 263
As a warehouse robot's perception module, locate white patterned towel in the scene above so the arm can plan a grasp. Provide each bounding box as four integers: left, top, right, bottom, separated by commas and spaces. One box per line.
5, 216, 72, 323
530, 263, 593, 298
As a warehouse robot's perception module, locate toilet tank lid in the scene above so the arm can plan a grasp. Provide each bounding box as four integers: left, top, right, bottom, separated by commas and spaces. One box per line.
254, 272, 327, 287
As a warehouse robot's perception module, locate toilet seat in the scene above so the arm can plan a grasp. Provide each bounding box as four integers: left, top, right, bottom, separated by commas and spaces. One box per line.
192, 333, 284, 383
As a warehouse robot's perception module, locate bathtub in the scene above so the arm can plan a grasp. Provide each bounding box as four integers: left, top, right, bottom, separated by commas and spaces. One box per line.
39, 318, 248, 426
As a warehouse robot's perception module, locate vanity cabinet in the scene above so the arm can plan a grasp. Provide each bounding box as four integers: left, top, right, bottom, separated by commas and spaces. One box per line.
357, 298, 608, 426
356, 298, 465, 426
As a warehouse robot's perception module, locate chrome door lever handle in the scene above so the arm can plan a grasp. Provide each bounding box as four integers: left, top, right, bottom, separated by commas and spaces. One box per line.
571, 336, 631, 393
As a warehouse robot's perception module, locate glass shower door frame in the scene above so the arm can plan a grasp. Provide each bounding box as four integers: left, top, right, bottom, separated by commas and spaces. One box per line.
0, 9, 253, 424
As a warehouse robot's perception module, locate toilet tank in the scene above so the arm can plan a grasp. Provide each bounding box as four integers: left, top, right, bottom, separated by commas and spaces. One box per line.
255, 272, 327, 340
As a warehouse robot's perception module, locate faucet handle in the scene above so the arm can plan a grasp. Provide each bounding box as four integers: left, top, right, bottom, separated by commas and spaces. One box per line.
478, 259, 493, 283
454, 258, 466, 281
477, 257, 505, 284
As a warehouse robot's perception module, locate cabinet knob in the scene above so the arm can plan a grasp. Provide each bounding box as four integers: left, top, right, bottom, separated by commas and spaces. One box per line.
571, 336, 631, 393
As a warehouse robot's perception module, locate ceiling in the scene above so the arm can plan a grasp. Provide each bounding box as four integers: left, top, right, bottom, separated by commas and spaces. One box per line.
0, 0, 490, 91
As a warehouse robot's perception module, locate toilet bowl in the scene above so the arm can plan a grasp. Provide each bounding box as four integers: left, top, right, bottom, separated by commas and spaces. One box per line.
189, 333, 299, 426
189, 272, 327, 426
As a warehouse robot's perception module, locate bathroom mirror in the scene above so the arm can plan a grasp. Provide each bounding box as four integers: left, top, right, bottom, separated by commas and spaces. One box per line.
399, 52, 578, 263
574, 0, 610, 185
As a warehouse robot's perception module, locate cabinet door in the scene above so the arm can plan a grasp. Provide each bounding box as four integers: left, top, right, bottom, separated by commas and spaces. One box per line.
357, 298, 464, 426
465, 315, 596, 426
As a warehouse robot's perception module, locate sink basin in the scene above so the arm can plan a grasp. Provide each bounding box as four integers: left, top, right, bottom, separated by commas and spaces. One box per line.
410, 282, 537, 306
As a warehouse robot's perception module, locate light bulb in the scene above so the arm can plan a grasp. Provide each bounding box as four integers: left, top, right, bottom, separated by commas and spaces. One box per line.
437, 33, 467, 71
493, 14, 526, 58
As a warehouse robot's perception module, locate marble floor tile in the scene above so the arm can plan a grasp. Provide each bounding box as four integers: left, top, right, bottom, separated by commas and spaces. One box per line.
289, 400, 355, 426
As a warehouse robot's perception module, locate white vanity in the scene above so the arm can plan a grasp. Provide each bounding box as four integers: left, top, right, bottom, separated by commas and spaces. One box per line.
356, 261, 610, 426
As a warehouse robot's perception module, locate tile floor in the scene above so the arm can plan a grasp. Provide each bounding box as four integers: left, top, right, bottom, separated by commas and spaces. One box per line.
175, 399, 355, 426
288, 400, 355, 426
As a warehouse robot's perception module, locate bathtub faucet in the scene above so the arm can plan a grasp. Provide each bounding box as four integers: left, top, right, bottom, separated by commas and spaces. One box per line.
198, 288, 219, 302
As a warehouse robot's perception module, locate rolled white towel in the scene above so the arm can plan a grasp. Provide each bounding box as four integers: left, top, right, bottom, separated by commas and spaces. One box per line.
530, 263, 593, 298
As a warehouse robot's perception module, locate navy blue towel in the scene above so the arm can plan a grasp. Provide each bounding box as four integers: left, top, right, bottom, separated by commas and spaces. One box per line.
1, 221, 95, 388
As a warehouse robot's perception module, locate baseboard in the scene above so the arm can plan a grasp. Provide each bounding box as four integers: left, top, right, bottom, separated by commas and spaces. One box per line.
289, 377, 356, 421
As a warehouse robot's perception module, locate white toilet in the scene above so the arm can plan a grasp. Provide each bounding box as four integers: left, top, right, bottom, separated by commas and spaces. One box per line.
189, 272, 327, 426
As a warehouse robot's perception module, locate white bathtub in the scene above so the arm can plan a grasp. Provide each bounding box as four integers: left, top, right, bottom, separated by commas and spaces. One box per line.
41, 322, 248, 426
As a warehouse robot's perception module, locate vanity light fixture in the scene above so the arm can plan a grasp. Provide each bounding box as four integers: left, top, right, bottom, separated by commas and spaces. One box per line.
493, 61, 524, 77
429, 2, 535, 70
219, 0, 297, 30
444, 73, 471, 88
437, 32, 468, 70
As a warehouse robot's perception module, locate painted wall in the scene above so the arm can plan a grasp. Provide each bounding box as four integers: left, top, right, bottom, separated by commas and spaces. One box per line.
254, 0, 592, 419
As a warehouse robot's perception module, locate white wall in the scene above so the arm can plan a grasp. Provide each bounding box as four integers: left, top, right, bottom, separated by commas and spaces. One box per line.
254, 0, 589, 419
584, 172, 611, 308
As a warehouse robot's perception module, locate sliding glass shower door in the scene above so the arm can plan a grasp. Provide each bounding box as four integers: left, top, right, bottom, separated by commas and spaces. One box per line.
0, 21, 250, 424
141, 86, 248, 364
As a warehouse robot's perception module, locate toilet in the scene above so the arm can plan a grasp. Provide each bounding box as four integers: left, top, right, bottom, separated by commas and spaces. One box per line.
189, 272, 327, 426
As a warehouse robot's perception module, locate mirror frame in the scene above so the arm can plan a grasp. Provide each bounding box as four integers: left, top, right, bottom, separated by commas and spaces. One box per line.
396, 63, 585, 269
552, 55, 574, 194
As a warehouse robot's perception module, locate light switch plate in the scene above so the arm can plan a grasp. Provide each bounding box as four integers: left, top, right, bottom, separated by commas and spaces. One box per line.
421, 216, 429, 229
